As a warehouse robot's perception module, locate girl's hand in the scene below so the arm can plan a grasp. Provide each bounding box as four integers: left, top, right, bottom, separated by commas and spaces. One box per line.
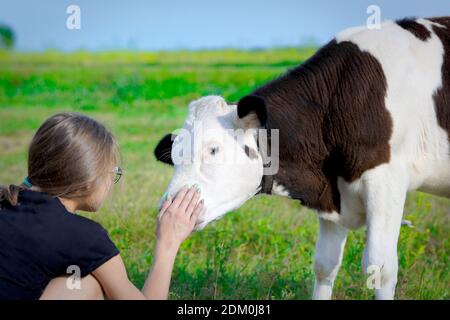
156, 186, 203, 251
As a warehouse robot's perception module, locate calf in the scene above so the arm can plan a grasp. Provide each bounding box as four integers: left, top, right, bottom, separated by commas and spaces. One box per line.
154, 17, 450, 299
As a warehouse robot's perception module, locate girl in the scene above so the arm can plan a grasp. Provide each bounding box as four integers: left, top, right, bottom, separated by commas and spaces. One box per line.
0, 112, 203, 300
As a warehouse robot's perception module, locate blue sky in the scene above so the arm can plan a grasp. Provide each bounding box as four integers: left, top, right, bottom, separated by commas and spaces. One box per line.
0, 0, 448, 51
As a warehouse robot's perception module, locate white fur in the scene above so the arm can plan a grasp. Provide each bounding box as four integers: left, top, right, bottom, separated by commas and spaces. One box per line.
271, 181, 290, 196
163, 96, 264, 230
312, 19, 450, 300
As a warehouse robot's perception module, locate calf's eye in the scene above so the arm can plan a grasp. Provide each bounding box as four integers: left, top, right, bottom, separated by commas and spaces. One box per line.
210, 146, 219, 156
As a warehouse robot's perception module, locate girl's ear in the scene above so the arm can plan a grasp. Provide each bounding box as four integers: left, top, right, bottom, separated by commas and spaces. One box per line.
154, 133, 177, 166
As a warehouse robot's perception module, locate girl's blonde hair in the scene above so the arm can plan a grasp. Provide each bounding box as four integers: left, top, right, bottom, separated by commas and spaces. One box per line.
0, 113, 118, 206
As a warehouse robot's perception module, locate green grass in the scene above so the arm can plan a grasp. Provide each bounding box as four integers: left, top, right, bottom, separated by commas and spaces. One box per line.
0, 49, 448, 299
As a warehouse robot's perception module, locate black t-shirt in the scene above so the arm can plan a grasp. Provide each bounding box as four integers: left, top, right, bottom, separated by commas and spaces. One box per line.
0, 189, 119, 300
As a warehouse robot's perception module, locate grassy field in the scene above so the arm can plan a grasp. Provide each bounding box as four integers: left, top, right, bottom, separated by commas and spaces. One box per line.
0, 48, 448, 299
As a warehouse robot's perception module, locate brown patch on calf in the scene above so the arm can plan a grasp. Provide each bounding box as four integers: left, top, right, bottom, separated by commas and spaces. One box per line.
430, 17, 450, 142
242, 40, 392, 213
397, 18, 431, 41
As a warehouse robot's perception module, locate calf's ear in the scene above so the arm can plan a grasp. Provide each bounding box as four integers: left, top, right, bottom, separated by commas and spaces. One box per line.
237, 95, 268, 127
154, 133, 177, 166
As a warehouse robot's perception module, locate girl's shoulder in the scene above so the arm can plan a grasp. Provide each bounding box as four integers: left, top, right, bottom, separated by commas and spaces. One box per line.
20, 189, 111, 236
1, 189, 66, 213
1, 189, 114, 252
0, 189, 119, 278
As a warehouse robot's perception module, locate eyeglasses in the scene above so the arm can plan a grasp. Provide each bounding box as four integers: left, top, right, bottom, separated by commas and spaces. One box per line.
113, 166, 123, 184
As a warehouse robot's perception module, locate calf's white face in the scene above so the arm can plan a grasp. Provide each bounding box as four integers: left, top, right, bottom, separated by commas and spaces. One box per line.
155, 96, 264, 230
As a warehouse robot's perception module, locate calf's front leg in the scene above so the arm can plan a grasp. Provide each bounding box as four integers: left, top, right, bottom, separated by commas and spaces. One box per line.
312, 217, 348, 300
361, 164, 407, 300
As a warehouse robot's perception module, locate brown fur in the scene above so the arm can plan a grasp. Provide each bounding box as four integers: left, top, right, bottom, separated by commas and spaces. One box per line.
397, 18, 431, 41
241, 40, 392, 213
430, 17, 450, 142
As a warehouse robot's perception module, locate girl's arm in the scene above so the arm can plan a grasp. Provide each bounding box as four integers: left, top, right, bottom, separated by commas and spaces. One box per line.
92, 186, 203, 300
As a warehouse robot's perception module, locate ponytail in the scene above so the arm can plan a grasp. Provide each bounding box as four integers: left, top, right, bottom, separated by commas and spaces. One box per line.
0, 184, 24, 207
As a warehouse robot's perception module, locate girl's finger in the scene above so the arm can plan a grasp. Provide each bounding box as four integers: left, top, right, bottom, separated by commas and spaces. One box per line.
190, 199, 204, 223
184, 191, 200, 217
171, 187, 189, 208
158, 197, 172, 219
178, 187, 196, 212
